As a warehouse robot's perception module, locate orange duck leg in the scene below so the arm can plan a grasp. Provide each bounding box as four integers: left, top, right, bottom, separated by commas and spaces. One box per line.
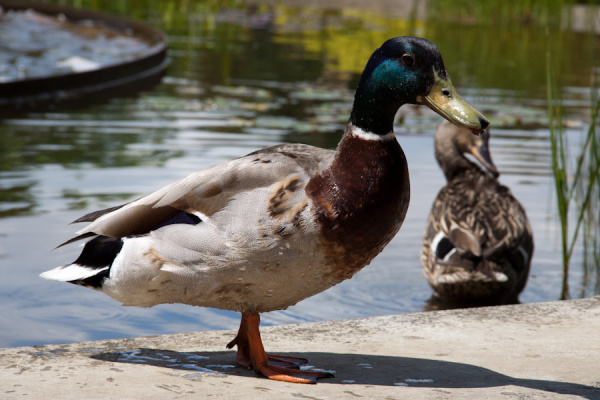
226, 312, 334, 384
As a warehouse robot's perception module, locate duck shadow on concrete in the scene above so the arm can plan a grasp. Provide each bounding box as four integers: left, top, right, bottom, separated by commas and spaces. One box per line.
91, 348, 598, 398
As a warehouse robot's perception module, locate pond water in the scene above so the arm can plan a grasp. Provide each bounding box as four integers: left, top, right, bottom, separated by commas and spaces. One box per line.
0, 0, 598, 348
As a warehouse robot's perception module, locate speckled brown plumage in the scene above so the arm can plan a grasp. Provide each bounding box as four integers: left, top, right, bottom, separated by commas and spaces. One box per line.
421, 121, 534, 305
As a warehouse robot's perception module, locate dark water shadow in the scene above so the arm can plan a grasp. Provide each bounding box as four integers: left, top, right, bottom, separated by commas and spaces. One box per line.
91, 348, 598, 398
422, 295, 520, 312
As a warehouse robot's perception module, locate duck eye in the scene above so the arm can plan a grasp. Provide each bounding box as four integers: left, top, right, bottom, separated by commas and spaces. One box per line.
402, 54, 414, 66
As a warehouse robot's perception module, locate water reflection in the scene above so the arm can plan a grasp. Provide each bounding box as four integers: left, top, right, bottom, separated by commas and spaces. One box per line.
0, 0, 598, 347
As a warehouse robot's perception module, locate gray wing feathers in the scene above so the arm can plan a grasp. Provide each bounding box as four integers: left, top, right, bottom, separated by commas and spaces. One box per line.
74, 145, 334, 239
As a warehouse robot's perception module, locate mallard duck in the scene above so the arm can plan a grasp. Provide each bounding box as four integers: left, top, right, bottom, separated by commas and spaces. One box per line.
41, 36, 488, 384
421, 120, 533, 307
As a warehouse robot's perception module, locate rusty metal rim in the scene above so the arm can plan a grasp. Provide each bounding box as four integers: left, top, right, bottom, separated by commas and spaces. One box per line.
0, 0, 169, 108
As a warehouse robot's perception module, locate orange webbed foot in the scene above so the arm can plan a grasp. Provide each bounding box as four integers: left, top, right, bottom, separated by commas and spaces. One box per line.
226, 312, 334, 384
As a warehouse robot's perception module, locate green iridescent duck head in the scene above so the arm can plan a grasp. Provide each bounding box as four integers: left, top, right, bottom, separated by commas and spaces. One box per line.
350, 36, 488, 135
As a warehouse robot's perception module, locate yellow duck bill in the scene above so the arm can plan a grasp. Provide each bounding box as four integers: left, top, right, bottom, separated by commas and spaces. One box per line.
422, 73, 489, 134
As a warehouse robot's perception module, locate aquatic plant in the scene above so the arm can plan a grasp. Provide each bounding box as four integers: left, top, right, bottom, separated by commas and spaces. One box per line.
546, 44, 600, 300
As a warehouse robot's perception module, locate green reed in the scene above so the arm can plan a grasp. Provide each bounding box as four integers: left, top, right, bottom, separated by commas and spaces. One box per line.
546, 47, 600, 300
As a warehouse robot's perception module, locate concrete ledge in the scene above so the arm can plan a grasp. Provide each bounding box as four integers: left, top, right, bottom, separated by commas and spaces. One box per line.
2, 297, 599, 399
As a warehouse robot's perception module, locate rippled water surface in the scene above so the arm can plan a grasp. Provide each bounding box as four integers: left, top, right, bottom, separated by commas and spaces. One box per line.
0, 1, 598, 347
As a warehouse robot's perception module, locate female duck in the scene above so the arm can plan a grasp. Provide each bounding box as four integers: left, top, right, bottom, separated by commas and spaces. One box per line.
41, 37, 488, 384
421, 121, 533, 307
